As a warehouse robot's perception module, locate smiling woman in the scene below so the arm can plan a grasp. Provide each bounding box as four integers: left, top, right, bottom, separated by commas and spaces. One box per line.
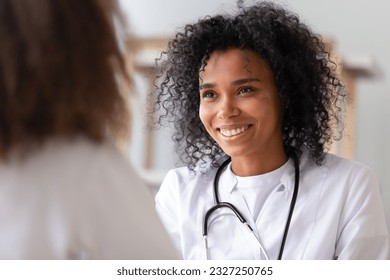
199, 49, 285, 176
152, 1, 389, 260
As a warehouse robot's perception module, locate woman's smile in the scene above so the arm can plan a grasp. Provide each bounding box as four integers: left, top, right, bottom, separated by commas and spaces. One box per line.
218, 124, 251, 137
199, 48, 286, 173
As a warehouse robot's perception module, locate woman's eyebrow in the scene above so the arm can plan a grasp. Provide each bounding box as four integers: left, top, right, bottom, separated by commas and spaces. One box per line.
232, 78, 261, 85
199, 82, 215, 90
199, 78, 261, 90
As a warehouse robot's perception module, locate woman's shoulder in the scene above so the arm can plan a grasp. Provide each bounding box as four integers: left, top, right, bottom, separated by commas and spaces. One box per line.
323, 152, 373, 173
300, 147, 371, 173
301, 151, 377, 188
28, 137, 148, 190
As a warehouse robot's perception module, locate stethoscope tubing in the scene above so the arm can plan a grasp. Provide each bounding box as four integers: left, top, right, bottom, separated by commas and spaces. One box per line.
202, 154, 300, 260
278, 155, 300, 259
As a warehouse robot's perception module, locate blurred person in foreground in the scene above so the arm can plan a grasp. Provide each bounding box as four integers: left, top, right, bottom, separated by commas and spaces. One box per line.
0, 0, 177, 259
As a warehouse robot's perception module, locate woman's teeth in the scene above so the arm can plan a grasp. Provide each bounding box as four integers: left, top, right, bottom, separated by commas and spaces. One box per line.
220, 126, 248, 137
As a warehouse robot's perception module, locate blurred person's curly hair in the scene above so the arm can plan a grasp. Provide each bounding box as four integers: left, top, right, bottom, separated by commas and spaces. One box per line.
0, 0, 131, 158
154, 1, 346, 171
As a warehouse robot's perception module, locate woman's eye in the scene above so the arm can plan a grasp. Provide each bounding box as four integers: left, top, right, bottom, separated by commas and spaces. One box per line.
201, 91, 216, 99
238, 87, 254, 94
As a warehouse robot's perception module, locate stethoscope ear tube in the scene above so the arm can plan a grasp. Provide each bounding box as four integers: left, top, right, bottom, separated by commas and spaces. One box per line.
213, 157, 231, 204
277, 154, 300, 259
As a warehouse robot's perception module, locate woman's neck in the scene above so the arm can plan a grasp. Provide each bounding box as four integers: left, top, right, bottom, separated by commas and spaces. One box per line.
230, 150, 288, 177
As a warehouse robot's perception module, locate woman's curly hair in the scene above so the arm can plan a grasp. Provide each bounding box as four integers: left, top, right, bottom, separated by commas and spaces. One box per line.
154, 1, 346, 171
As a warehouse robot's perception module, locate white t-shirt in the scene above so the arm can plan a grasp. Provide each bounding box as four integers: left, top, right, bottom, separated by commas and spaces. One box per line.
233, 160, 289, 222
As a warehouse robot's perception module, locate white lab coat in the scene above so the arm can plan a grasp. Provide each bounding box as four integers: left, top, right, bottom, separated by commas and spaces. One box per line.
0, 137, 177, 259
156, 151, 390, 259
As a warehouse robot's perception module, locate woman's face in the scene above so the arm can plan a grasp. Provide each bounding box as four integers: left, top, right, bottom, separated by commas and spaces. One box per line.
199, 48, 284, 163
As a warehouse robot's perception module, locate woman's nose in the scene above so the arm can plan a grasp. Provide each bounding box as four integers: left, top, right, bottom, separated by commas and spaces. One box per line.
217, 96, 239, 119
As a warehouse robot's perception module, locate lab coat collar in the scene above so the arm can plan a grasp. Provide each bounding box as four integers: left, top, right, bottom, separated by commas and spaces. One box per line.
223, 163, 238, 196
216, 149, 314, 198
279, 159, 295, 193
220, 152, 310, 196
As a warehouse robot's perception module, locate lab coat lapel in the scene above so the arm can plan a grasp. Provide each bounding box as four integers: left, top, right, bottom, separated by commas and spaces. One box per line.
254, 159, 295, 259
219, 164, 262, 259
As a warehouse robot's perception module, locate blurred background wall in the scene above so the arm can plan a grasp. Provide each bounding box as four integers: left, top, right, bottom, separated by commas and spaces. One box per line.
119, 0, 390, 231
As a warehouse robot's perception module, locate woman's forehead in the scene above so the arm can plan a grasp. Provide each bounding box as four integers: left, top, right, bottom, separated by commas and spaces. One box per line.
199, 48, 273, 80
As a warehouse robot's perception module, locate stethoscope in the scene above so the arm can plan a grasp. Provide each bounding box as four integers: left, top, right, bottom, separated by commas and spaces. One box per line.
202, 154, 300, 260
